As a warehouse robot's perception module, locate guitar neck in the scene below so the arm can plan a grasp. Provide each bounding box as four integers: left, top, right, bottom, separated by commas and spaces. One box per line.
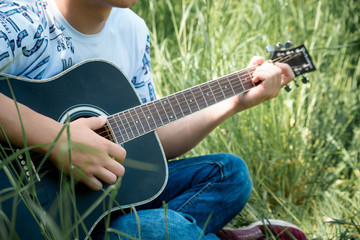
106, 67, 256, 144
105, 43, 317, 144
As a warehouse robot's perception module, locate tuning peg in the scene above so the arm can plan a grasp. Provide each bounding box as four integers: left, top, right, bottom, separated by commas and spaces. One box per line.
302, 74, 310, 83
284, 84, 292, 92
284, 40, 294, 49
293, 77, 299, 87
266, 44, 275, 53
275, 42, 284, 50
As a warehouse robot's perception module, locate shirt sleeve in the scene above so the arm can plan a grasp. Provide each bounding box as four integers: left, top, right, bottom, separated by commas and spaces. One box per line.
0, 1, 50, 79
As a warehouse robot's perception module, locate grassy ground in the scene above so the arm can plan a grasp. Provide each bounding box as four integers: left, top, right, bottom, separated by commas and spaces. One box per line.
132, 0, 360, 239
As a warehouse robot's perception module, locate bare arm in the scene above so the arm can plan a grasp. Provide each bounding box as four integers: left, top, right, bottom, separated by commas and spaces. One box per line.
0, 93, 125, 190
156, 57, 295, 159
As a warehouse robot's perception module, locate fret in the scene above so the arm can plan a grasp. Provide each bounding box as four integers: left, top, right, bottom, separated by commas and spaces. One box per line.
219, 76, 235, 98
226, 72, 243, 94
225, 75, 236, 95
115, 114, 131, 142
200, 83, 217, 106
178, 91, 192, 116
190, 88, 201, 110
243, 79, 254, 91
122, 111, 136, 140
102, 123, 115, 142
144, 103, 159, 129
154, 100, 170, 125
210, 79, 225, 102
198, 85, 209, 108
168, 95, 184, 119
128, 109, 142, 137
216, 78, 227, 100
235, 71, 246, 93
192, 85, 207, 109
107, 117, 125, 143
160, 97, 177, 122
246, 68, 256, 89
183, 89, 199, 113
133, 108, 147, 135
138, 105, 153, 132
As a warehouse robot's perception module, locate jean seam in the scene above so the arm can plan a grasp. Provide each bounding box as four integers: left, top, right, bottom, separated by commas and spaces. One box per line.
176, 161, 225, 212
176, 181, 214, 213
216, 162, 225, 182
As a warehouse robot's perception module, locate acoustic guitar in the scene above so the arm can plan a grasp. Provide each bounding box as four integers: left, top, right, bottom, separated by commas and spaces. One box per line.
0, 44, 315, 239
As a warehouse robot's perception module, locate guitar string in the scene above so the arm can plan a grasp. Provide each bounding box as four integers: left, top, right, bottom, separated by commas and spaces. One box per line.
100, 52, 303, 141
28, 68, 259, 171
27, 52, 303, 172
109, 69, 255, 142
29, 69, 258, 173
99, 53, 302, 142
107, 61, 266, 137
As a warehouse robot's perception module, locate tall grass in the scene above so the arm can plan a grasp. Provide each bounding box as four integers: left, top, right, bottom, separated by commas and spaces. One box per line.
0, 0, 358, 239
133, 0, 360, 239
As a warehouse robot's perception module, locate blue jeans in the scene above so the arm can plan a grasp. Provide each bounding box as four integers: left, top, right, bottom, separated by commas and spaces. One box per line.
93, 153, 252, 239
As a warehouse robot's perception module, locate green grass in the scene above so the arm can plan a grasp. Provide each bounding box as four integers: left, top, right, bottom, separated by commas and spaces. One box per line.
132, 0, 360, 239
1, 0, 359, 239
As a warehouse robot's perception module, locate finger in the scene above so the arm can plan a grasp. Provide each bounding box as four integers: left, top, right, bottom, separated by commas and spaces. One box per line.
275, 62, 295, 86
104, 158, 125, 177
248, 56, 264, 67
252, 62, 281, 83
85, 176, 103, 191
96, 167, 118, 185
252, 70, 279, 84
107, 142, 127, 163
68, 163, 104, 190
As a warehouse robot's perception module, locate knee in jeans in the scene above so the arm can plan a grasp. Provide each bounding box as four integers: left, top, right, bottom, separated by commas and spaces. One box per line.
165, 209, 196, 226
220, 154, 251, 181
217, 153, 253, 197
105, 209, 203, 240
161, 210, 204, 239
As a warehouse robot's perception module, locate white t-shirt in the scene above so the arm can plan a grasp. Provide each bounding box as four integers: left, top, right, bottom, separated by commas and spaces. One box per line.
0, 0, 156, 103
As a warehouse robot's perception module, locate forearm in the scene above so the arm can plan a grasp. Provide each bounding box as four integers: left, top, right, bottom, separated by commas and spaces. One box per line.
0, 93, 63, 152
156, 60, 295, 160
0, 93, 126, 190
156, 97, 238, 160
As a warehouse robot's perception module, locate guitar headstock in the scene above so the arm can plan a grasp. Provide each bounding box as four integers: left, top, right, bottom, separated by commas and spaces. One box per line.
267, 41, 316, 91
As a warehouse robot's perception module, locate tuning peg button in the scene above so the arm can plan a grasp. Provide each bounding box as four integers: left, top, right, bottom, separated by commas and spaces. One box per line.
302, 74, 310, 83
266, 44, 275, 53
285, 40, 294, 49
276, 42, 284, 50
285, 84, 292, 92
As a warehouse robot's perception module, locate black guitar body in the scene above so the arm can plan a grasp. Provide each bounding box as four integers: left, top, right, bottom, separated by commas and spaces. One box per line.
0, 60, 168, 239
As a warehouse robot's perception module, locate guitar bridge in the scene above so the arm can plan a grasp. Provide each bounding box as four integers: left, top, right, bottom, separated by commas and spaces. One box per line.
1, 146, 41, 184
17, 149, 41, 183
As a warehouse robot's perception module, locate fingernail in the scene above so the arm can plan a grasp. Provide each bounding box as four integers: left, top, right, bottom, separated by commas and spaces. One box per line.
98, 115, 107, 121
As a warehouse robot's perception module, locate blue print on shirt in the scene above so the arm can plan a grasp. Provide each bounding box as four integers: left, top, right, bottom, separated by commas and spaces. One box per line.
22, 25, 45, 57
142, 34, 151, 75
142, 53, 150, 75
131, 76, 145, 88
148, 82, 156, 101
16, 29, 28, 47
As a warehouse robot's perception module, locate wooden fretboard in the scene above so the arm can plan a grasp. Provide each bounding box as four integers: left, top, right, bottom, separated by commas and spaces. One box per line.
106, 67, 256, 144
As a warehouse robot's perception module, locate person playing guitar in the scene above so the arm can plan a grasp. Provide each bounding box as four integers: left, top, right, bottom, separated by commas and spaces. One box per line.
0, 0, 309, 239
